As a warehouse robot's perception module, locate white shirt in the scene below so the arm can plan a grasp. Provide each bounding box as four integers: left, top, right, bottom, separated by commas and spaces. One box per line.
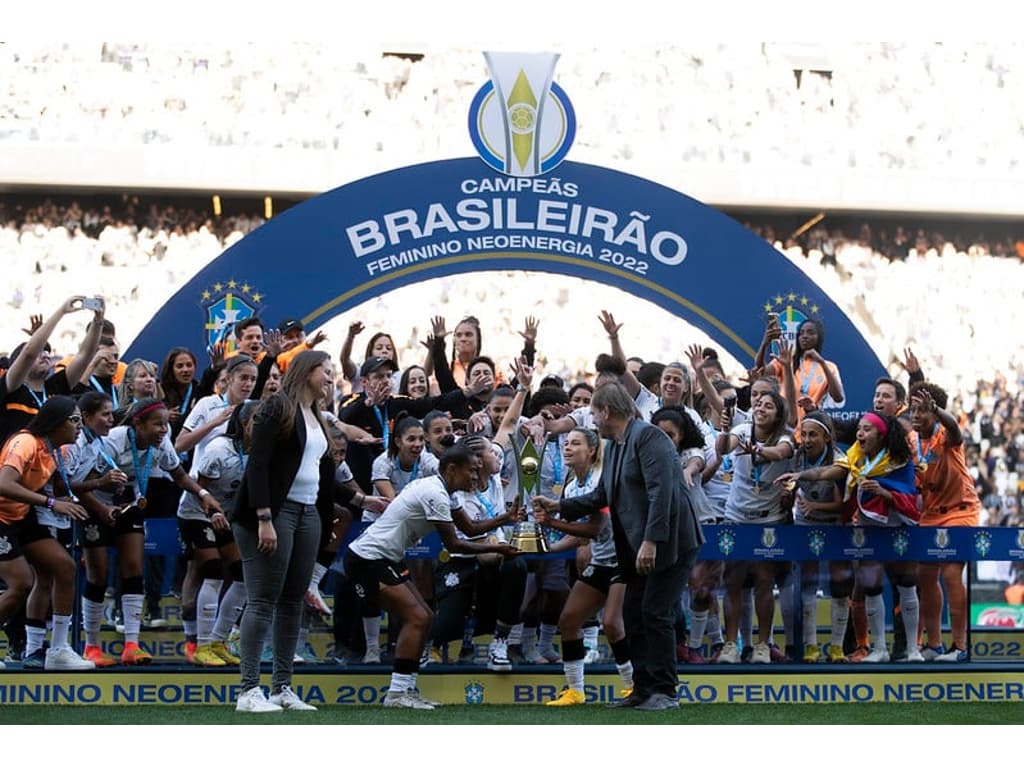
722, 423, 794, 524
101, 426, 180, 501
369, 450, 440, 521
349, 475, 460, 562
179, 437, 245, 521
286, 408, 329, 505
182, 394, 236, 471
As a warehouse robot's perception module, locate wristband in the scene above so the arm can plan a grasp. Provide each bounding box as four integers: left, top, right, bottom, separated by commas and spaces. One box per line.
516, 384, 528, 393
257, 513, 272, 522
197, 489, 211, 499
46, 496, 56, 509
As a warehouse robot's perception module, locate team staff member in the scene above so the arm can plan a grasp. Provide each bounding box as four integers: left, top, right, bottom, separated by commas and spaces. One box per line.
910, 381, 980, 662
534, 382, 705, 712
345, 443, 519, 710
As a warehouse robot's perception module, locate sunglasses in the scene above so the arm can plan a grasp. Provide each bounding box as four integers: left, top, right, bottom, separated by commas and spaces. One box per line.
68, 414, 83, 425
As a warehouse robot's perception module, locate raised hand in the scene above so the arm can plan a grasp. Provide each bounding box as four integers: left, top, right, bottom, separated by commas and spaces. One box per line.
430, 315, 449, 340
264, 329, 285, 357
467, 411, 491, 434
911, 388, 936, 414
308, 330, 328, 347
511, 355, 534, 388
598, 310, 622, 339
210, 340, 226, 365
347, 321, 365, 339
901, 346, 921, 375
685, 343, 704, 370
21, 314, 43, 336
777, 342, 795, 368
519, 316, 539, 346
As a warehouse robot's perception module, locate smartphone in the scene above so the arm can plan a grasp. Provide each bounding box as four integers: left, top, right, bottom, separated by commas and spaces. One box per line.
81, 297, 103, 311
723, 393, 737, 417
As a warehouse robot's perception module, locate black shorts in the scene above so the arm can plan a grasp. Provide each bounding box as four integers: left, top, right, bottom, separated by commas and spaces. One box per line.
434, 557, 478, 599
178, 518, 234, 558
80, 504, 145, 548
344, 550, 410, 604
576, 563, 622, 595
0, 510, 74, 561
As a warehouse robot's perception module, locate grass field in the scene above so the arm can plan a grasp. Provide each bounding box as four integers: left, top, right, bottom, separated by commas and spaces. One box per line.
0, 702, 1021, 725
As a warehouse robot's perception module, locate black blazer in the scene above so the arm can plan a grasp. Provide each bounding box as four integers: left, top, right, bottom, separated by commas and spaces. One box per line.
232, 395, 337, 548
560, 418, 705, 577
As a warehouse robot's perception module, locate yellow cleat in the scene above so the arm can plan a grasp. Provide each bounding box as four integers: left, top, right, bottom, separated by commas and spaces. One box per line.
803, 644, 821, 663
546, 687, 586, 707
209, 641, 240, 665
193, 644, 228, 667
619, 687, 634, 699
827, 646, 849, 663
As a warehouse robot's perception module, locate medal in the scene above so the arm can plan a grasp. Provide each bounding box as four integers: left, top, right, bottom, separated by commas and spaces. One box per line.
721, 471, 733, 483
753, 482, 762, 495
136, 497, 148, 511
438, 548, 451, 563
551, 483, 564, 497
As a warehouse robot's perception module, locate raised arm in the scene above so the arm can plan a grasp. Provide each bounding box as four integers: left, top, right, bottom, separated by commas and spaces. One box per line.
339, 321, 363, 382
494, 356, 533, 450
686, 343, 722, 416
777, 343, 799, 428
754, 313, 783, 370
598, 309, 640, 398
64, 298, 106, 387
6, 296, 85, 391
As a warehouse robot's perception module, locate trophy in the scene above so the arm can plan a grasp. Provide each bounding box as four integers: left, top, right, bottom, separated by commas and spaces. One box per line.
509, 438, 549, 553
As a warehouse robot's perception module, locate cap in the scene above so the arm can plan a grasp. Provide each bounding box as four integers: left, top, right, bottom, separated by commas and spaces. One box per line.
360, 356, 397, 377
540, 374, 565, 389
278, 318, 304, 335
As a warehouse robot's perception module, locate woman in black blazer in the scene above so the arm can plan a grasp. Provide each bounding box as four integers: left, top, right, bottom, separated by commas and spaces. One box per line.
231, 349, 360, 713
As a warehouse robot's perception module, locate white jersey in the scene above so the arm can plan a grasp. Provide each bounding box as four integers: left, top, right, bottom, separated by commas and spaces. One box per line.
368, 450, 440, 522
99, 426, 180, 501
563, 466, 616, 567
452, 474, 508, 557
722, 423, 794, 524
179, 437, 245, 521
349, 475, 461, 562
182, 394, 236, 471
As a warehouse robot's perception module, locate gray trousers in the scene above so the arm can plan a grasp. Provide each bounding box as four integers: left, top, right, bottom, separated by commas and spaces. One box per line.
233, 501, 321, 692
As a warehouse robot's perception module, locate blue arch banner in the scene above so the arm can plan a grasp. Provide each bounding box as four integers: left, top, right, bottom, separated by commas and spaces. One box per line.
127, 157, 883, 406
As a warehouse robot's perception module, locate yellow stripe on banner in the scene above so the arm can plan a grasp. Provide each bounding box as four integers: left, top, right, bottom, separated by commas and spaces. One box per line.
303, 252, 756, 357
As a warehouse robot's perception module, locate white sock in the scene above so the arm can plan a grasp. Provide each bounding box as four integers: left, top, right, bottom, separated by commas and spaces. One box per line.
508, 623, 523, 645
830, 596, 850, 650
706, 606, 724, 645
363, 615, 381, 654
538, 623, 558, 654
298, 626, 309, 648
616, 660, 634, 690
802, 582, 819, 646
197, 578, 222, 645
51, 614, 71, 650
83, 597, 104, 647
865, 593, 887, 652
183, 618, 197, 639
121, 594, 144, 644
896, 584, 920, 650
564, 658, 584, 691
779, 575, 795, 647
521, 626, 538, 657
388, 672, 414, 694
688, 609, 709, 649
26, 625, 46, 655
740, 589, 754, 649
211, 582, 247, 642
582, 624, 599, 650
309, 561, 327, 591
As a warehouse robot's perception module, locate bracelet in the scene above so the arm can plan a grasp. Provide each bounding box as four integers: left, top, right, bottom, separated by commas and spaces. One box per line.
46, 496, 56, 509
197, 488, 211, 499
257, 513, 272, 522
516, 384, 528, 393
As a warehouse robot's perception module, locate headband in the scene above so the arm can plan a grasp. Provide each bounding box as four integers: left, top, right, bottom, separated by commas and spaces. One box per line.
863, 412, 889, 437
801, 416, 832, 436
227, 354, 256, 371
132, 402, 166, 421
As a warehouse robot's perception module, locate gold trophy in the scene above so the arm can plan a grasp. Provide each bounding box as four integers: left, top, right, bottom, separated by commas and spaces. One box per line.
510, 439, 549, 553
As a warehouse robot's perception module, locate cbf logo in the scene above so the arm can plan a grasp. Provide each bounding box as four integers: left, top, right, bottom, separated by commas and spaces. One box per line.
935, 528, 950, 549
974, 530, 992, 558
851, 528, 867, 549
465, 681, 485, 705
764, 289, 820, 360
717, 528, 736, 556
761, 528, 777, 548
201, 280, 262, 356
468, 52, 576, 177
807, 529, 826, 557
892, 530, 910, 557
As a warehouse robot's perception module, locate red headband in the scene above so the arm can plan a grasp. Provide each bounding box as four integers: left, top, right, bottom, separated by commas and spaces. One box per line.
863, 412, 889, 437
132, 402, 166, 421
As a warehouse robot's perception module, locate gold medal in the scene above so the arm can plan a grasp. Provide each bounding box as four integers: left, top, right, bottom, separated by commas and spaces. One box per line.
136, 497, 148, 511
721, 471, 733, 483
753, 483, 762, 495
551, 483, 564, 497
438, 548, 451, 563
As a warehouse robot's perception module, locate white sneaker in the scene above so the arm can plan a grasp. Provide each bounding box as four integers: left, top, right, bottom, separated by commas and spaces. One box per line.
362, 648, 381, 664
382, 689, 434, 710
410, 688, 443, 707
235, 686, 283, 713
863, 648, 890, 663
750, 642, 771, 664
304, 588, 332, 617
906, 647, 925, 663
583, 647, 602, 664
44, 646, 96, 671
487, 637, 512, 672
0, 660, 5, 671
269, 685, 318, 711
716, 641, 740, 664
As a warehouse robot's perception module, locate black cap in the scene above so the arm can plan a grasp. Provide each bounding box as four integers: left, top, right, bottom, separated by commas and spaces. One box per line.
540, 374, 565, 389
360, 356, 397, 377
278, 318, 304, 335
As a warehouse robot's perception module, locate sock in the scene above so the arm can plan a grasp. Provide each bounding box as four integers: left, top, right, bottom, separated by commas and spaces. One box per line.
298, 626, 309, 650
211, 582, 247, 642
508, 623, 523, 645
740, 589, 754, 649
802, 582, 819, 646
83, 598, 104, 647
688, 609, 709, 649
582, 624, 599, 651
946, 575, 967, 649
197, 578, 222, 645
616, 660, 634, 690
564, 658, 584, 691
521, 626, 538, 657
538, 623, 558, 655
706, 607, 724, 645
896, 585, 920, 651
25, 623, 46, 655
51, 615, 71, 650
363, 616, 381, 654
779, 576, 795, 647
309, 561, 327, 592
121, 594, 144, 644
851, 599, 868, 649
865, 593, 886, 652
388, 672, 414, 694
183, 619, 197, 642
830, 596, 850, 650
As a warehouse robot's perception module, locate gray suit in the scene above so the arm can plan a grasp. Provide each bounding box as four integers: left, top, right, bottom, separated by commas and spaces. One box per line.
561, 417, 704, 701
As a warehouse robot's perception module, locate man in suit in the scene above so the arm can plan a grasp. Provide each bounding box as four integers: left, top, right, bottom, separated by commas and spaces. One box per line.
534, 381, 704, 711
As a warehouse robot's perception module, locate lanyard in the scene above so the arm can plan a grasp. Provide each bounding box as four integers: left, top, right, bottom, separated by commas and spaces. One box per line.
799, 361, 822, 397
801, 447, 828, 471
26, 384, 47, 409
399, 457, 420, 482
83, 426, 118, 470
707, 419, 733, 473
916, 424, 938, 467
567, 468, 592, 498
373, 404, 389, 448
234, 439, 248, 471
751, 448, 764, 489
551, 439, 563, 485
858, 449, 888, 483
45, 438, 78, 502
128, 427, 153, 499
180, 383, 194, 416
91, 376, 117, 409
474, 488, 497, 519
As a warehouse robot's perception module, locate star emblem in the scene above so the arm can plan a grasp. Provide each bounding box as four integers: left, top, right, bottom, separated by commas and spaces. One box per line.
251, 293, 263, 303
773, 294, 783, 305
213, 282, 223, 292
787, 292, 797, 302
800, 296, 809, 306
811, 304, 820, 314
763, 303, 773, 313
227, 279, 237, 289
202, 290, 211, 300
241, 283, 251, 294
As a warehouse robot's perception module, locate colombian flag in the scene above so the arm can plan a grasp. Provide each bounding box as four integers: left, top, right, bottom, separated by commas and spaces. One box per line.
838, 445, 920, 525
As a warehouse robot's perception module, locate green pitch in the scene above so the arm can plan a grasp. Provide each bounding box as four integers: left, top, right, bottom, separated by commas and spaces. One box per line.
0, 702, 1020, 725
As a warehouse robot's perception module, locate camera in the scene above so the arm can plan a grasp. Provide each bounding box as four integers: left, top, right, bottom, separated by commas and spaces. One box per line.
81, 297, 103, 311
